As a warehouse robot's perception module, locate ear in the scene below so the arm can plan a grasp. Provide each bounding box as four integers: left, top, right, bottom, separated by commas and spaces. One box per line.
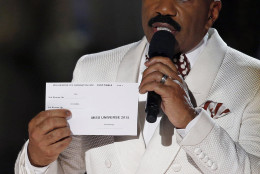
205, 1, 222, 30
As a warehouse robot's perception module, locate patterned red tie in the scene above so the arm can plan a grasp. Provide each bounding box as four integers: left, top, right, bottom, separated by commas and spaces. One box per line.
173, 54, 191, 79
146, 53, 191, 78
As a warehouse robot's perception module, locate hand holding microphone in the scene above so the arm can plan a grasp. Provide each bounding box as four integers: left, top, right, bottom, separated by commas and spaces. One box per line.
140, 30, 196, 128
145, 30, 176, 123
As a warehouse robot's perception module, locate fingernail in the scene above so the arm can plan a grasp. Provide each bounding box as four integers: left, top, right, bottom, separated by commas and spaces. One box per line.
66, 111, 72, 116
145, 55, 149, 61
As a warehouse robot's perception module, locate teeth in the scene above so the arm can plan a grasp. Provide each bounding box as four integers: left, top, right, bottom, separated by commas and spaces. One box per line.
157, 27, 172, 32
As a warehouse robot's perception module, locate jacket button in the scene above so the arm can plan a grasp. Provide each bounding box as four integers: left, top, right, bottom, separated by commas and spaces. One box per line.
198, 152, 205, 159
105, 159, 112, 168
211, 163, 218, 171
207, 160, 213, 167
202, 155, 209, 163
194, 148, 202, 155
172, 164, 182, 172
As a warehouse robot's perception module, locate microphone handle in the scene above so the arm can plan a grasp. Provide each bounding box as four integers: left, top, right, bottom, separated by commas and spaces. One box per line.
145, 31, 176, 123
145, 91, 161, 123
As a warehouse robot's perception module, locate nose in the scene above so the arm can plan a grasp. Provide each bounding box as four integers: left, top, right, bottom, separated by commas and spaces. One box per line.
155, 0, 177, 16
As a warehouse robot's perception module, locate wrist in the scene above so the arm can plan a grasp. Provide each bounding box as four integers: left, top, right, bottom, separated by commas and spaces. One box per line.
176, 108, 198, 129
25, 141, 50, 173
28, 144, 49, 167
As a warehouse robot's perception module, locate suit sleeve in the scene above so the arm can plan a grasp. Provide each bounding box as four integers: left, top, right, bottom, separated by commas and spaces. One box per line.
176, 88, 260, 174
15, 140, 64, 174
15, 56, 88, 174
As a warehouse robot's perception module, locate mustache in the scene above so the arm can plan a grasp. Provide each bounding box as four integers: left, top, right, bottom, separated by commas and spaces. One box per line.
148, 14, 181, 32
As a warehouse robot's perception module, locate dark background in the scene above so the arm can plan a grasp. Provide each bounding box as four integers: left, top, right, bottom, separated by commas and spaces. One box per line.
0, 1, 259, 173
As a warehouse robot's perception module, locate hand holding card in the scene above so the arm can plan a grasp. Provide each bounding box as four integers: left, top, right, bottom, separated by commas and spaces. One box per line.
46, 83, 139, 136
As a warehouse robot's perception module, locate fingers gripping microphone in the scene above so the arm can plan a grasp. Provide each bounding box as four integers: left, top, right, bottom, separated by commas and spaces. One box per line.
145, 30, 176, 123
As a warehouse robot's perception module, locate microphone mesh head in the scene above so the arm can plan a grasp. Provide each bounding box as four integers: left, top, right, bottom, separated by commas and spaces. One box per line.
148, 30, 176, 59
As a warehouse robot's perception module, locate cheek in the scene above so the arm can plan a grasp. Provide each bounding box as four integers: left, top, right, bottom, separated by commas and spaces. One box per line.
141, 8, 153, 42
175, 9, 208, 52
141, 1, 150, 27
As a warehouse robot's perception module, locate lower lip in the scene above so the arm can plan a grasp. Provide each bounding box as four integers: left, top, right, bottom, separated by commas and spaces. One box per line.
152, 27, 177, 35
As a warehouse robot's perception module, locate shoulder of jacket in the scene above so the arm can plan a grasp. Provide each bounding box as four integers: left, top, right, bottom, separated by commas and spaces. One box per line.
223, 47, 260, 98
77, 41, 140, 64
226, 47, 260, 70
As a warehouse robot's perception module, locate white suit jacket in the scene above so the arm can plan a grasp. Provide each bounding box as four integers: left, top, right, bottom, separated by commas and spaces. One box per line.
15, 29, 260, 174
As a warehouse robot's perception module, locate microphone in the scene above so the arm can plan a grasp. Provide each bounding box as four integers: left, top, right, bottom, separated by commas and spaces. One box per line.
145, 30, 176, 123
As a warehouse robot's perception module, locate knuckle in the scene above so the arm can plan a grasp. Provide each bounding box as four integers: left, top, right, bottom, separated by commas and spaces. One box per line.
30, 131, 38, 140
39, 111, 45, 115
143, 69, 149, 76
166, 58, 172, 63
39, 111, 46, 117
163, 58, 172, 65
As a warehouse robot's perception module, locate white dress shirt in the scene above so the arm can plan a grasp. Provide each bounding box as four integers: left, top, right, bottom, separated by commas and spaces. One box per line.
25, 33, 209, 172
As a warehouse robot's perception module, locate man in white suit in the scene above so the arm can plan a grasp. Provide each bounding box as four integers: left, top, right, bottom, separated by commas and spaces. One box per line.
15, 0, 260, 173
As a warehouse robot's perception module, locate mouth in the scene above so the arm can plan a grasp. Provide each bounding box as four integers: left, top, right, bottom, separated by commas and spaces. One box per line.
152, 22, 178, 35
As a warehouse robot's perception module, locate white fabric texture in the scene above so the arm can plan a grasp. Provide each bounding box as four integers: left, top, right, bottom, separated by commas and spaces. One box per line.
15, 29, 260, 174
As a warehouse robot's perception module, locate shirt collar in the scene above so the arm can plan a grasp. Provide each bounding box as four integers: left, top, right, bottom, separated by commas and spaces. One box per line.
185, 33, 209, 68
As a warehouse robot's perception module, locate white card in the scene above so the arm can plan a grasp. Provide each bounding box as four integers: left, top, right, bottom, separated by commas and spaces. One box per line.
46, 83, 139, 136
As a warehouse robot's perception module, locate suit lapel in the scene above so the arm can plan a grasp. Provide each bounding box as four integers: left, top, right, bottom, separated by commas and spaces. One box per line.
185, 29, 228, 106
114, 37, 147, 173
136, 115, 181, 174
116, 37, 147, 83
